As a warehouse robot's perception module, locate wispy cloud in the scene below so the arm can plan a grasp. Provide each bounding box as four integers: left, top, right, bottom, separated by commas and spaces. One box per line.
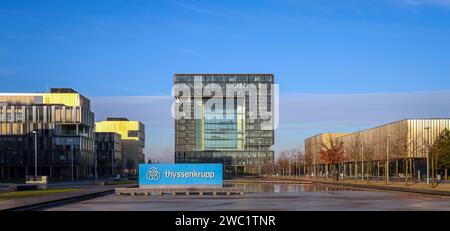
171, 0, 236, 19
0, 32, 69, 42
394, 0, 450, 8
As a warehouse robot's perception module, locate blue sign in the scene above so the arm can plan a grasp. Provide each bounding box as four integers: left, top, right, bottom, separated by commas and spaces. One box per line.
139, 164, 223, 187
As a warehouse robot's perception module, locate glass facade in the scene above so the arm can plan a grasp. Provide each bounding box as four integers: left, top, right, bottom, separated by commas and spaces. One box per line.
95, 132, 122, 177
174, 74, 275, 176
203, 97, 245, 150
95, 118, 145, 175
0, 88, 95, 180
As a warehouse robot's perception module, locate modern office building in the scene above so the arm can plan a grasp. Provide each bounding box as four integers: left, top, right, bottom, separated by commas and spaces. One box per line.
95, 132, 122, 177
174, 74, 275, 176
305, 118, 450, 178
0, 88, 95, 180
95, 118, 145, 175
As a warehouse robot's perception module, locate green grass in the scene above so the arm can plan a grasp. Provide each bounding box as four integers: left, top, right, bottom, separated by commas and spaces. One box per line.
0, 188, 80, 201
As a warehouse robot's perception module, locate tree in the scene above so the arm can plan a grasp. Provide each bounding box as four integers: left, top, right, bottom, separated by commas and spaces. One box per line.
319, 135, 345, 181
291, 149, 305, 176
363, 144, 375, 183
296, 150, 306, 176
391, 125, 421, 185
431, 129, 450, 183
276, 151, 290, 176
276, 148, 305, 177
304, 148, 313, 175
346, 133, 363, 181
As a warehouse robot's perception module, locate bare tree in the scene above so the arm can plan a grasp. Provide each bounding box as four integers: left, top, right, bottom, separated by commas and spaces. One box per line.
363, 144, 375, 183
276, 151, 290, 176
296, 150, 306, 176
291, 149, 305, 176
391, 126, 422, 185
346, 133, 362, 181
304, 148, 313, 175
276, 148, 305, 177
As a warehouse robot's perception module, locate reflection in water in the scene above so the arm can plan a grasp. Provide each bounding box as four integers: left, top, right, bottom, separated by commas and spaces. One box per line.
225, 183, 357, 193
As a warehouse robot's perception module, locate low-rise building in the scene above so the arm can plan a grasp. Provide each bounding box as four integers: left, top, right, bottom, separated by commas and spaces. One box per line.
305, 118, 450, 178
95, 118, 145, 176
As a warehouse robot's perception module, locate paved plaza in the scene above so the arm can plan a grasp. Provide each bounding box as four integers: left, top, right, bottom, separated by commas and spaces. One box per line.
49, 183, 450, 211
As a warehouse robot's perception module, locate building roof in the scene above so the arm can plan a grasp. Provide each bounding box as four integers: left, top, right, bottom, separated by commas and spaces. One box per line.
306, 118, 450, 141
107, 117, 129, 121
50, 88, 78, 93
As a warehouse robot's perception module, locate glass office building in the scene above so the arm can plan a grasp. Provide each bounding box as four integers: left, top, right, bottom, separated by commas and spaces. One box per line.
0, 88, 95, 180
174, 74, 275, 176
95, 118, 145, 176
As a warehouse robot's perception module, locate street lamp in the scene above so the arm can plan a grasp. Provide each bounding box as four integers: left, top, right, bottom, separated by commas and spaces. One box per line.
68, 139, 74, 181
312, 145, 316, 179
32, 130, 38, 177
361, 140, 365, 181
386, 135, 391, 184
425, 127, 431, 184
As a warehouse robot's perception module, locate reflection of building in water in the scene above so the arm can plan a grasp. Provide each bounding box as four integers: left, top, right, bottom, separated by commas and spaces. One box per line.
0, 88, 95, 180
174, 74, 275, 176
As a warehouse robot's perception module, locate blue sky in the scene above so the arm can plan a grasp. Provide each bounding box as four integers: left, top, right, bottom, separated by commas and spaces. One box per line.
1, 0, 450, 161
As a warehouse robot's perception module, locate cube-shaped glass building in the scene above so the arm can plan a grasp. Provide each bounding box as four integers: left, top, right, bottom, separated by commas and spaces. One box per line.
173, 74, 275, 176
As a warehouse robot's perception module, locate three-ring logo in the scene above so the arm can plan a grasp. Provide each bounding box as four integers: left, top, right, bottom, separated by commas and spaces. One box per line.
146, 167, 160, 181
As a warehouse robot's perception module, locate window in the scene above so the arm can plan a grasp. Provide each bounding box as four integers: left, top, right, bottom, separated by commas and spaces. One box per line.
128, 130, 139, 137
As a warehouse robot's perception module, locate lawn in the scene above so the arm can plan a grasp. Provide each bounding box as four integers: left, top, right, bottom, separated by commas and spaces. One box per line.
0, 188, 80, 201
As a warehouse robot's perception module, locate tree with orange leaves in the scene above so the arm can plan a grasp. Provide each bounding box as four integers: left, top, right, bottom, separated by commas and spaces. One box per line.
319, 135, 345, 181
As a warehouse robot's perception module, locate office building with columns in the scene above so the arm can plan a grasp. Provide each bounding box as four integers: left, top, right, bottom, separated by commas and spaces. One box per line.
305, 118, 450, 179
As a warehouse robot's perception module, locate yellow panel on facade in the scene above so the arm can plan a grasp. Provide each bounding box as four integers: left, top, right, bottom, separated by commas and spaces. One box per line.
95, 121, 141, 141
42, 93, 80, 107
